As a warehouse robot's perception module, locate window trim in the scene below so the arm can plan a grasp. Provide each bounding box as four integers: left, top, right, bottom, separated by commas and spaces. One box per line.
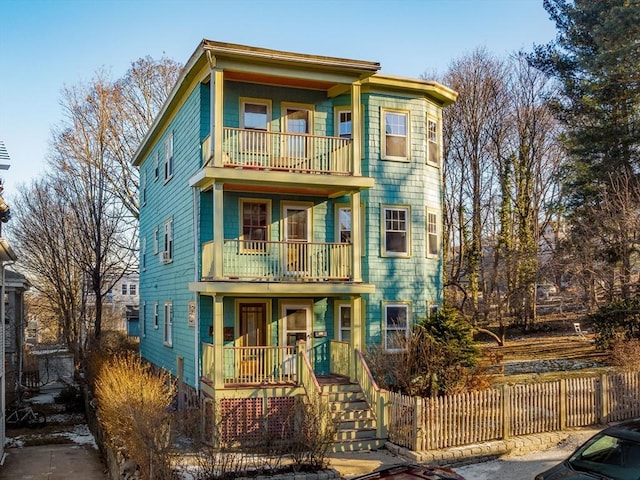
381, 109, 410, 161
153, 302, 159, 329
141, 301, 146, 338
335, 301, 352, 343
141, 237, 147, 272
335, 203, 365, 256
381, 205, 411, 257
427, 115, 440, 167
163, 301, 173, 347
154, 151, 159, 181
121, 284, 128, 296
383, 302, 411, 352
426, 208, 440, 258
153, 226, 159, 255
163, 132, 174, 182
240, 97, 271, 154
334, 106, 352, 139
240, 198, 271, 253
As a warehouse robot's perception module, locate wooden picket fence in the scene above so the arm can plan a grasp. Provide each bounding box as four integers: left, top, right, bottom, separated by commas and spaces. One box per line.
388, 371, 640, 451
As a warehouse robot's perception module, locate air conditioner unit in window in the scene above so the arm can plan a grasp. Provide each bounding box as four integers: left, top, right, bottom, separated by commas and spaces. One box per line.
162, 251, 171, 263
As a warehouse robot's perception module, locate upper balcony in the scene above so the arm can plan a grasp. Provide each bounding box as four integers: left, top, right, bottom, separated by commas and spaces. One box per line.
192, 128, 374, 196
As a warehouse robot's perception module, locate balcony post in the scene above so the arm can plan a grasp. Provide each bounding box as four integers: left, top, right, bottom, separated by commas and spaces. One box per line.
213, 183, 224, 279
210, 66, 224, 167
213, 295, 225, 389
350, 191, 362, 282
350, 296, 362, 383
350, 81, 361, 176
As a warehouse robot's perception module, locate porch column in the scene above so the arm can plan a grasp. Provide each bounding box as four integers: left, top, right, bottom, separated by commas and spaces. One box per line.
350, 296, 363, 383
210, 66, 224, 167
350, 81, 361, 176
213, 295, 225, 389
350, 191, 362, 282
213, 183, 224, 279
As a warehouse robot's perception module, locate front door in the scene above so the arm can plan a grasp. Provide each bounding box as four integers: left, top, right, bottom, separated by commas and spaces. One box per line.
282, 303, 312, 374
283, 205, 310, 276
238, 302, 266, 379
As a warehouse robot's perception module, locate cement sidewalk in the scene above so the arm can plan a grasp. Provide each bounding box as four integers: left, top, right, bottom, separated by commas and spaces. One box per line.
0, 444, 107, 479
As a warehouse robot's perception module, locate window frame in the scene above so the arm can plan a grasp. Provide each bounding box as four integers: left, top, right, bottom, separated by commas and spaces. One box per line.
336, 301, 352, 342
129, 284, 137, 296
240, 98, 271, 154
163, 218, 173, 263
427, 116, 440, 167
141, 301, 146, 338
335, 203, 365, 255
121, 284, 128, 296
240, 198, 271, 253
426, 208, 439, 258
153, 226, 159, 255
164, 132, 174, 182
141, 237, 147, 272
163, 301, 173, 347
153, 302, 159, 329
381, 109, 409, 161
335, 106, 352, 139
154, 150, 159, 181
381, 205, 411, 257
383, 302, 411, 352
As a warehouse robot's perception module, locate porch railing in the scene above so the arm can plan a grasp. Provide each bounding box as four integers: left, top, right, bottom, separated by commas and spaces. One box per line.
202, 343, 296, 385
356, 348, 388, 438
329, 340, 351, 378
218, 128, 353, 175
202, 239, 352, 281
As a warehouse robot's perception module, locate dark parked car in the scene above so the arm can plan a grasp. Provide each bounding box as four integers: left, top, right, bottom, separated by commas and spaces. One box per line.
535, 418, 640, 479
351, 464, 465, 480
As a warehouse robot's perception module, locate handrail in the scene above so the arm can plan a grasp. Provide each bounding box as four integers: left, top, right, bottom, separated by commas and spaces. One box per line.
297, 340, 323, 399
355, 348, 388, 438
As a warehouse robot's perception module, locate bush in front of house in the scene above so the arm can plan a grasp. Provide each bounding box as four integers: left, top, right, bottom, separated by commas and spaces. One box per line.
95, 351, 176, 480
589, 296, 640, 350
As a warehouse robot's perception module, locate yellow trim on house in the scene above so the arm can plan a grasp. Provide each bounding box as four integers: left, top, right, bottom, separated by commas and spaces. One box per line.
361, 74, 458, 106
189, 281, 375, 297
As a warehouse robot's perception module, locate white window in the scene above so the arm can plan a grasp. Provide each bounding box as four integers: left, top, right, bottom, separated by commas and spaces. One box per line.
121, 284, 128, 295
241, 199, 270, 252
384, 303, 410, 351
241, 99, 270, 153
427, 210, 439, 257
129, 284, 137, 296
163, 301, 173, 346
154, 151, 159, 180
338, 304, 351, 342
164, 132, 174, 181
141, 237, 146, 272
154, 302, 159, 329
153, 226, 159, 255
383, 206, 410, 256
382, 110, 408, 160
163, 218, 173, 262
141, 169, 147, 205
427, 117, 440, 166
141, 302, 146, 338
428, 303, 439, 318
337, 109, 352, 139
337, 207, 351, 243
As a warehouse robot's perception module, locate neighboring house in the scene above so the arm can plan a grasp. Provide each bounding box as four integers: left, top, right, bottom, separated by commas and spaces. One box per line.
104, 272, 140, 335
3, 270, 29, 405
0, 139, 17, 464
133, 40, 457, 450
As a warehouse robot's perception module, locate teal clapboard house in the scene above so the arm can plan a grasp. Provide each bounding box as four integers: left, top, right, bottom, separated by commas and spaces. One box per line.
133, 40, 457, 450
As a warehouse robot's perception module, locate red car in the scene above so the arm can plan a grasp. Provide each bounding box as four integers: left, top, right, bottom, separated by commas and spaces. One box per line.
350, 463, 465, 480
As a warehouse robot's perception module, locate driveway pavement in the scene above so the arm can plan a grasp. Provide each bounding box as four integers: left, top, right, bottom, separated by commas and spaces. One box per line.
0, 444, 107, 479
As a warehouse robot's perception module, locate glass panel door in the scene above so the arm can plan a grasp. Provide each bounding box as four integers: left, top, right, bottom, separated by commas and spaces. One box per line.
281, 304, 312, 374
285, 108, 310, 161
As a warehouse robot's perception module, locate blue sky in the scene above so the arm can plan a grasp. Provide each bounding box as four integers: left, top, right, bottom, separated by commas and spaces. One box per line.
0, 0, 557, 201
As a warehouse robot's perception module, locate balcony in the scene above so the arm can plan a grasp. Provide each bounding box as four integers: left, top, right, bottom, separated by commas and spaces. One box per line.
202, 239, 352, 282
204, 128, 354, 175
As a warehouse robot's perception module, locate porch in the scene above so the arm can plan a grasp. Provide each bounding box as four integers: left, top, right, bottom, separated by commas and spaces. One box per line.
201, 239, 353, 282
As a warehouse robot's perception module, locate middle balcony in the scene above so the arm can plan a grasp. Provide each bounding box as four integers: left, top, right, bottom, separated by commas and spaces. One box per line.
202, 239, 353, 282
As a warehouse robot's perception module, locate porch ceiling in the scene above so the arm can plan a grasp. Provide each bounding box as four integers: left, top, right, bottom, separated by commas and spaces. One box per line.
189, 281, 375, 297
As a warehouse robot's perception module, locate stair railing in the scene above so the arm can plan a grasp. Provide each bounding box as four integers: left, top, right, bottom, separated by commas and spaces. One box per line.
355, 348, 388, 439
297, 340, 324, 399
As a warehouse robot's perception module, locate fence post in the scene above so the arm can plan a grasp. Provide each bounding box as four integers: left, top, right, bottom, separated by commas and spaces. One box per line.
599, 373, 609, 425
413, 396, 422, 451
501, 384, 511, 440
557, 378, 566, 431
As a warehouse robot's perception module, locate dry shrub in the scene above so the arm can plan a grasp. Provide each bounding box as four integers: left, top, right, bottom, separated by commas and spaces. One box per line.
95, 352, 176, 479
609, 339, 640, 371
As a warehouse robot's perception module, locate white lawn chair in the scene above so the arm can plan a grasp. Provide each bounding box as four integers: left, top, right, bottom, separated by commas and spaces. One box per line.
573, 322, 588, 340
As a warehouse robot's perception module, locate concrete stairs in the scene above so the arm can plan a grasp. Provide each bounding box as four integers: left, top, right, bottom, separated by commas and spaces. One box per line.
321, 380, 386, 452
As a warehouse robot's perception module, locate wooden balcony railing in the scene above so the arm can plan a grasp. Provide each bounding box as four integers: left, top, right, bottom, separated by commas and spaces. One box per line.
202, 239, 352, 281
203, 129, 353, 175
202, 343, 297, 385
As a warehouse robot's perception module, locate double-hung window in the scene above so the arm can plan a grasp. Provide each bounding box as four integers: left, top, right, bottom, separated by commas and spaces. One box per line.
129, 284, 137, 296
164, 132, 174, 181
338, 303, 352, 342
427, 117, 440, 166
383, 206, 410, 257
337, 109, 352, 139
427, 210, 439, 257
121, 284, 128, 295
153, 302, 159, 329
241, 199, 269, 252
153, 226, 159, 255
337, 207, 352, 243
384, 303, 410, 351
163, 301, 173, 346
382, 110, 408, 160
154, 151, 159, 181
163, 218, 173, 262
241, 99, 270, 153
141, 237, 146, 272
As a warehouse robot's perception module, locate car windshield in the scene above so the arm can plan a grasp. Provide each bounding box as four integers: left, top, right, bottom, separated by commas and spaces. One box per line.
569, 433, 640, 480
